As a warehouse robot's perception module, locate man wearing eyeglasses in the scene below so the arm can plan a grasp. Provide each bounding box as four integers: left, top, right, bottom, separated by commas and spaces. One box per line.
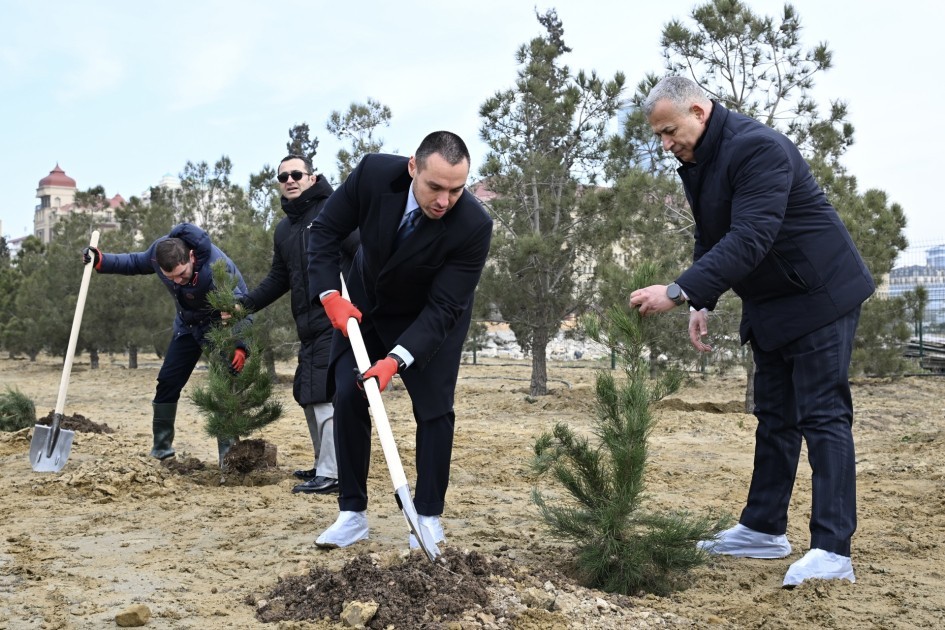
237, 154, 359, 496
82, 223, 250, 466
307, 131, 493, 551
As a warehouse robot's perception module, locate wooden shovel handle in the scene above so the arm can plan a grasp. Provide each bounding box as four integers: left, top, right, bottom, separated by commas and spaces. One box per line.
340, 276, 409, 490
54, 231, 100, 415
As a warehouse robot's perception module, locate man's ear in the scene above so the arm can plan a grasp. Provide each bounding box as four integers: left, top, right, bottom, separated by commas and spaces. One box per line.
691, 102, 710, 123
407, 155, 417, 179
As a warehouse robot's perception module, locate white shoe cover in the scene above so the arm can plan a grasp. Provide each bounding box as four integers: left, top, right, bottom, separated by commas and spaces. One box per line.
783, 548, 855, 587
315, 511, 369, 548
697, 523, 792, 559
408, 514, 445, 549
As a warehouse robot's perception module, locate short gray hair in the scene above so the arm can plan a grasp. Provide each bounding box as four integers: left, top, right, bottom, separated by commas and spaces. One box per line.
643, 76, 710, 117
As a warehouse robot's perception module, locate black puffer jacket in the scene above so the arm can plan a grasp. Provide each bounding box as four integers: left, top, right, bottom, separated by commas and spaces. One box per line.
243, 177, 358, 405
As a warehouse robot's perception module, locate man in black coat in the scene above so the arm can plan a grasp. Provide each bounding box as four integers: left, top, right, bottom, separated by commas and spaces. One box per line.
629, 76, 874, 587
307, 131, 492, 549
239, 154, 358, 495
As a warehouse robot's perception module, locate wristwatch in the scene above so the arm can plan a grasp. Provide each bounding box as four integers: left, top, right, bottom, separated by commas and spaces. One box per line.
666, 282, 687, 306
387, 352, 407, 373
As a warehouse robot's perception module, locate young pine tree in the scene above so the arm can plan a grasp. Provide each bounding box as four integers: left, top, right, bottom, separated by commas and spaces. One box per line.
0, 387, 36, 432
532, 263, 730, 596
190, 260, 283, 447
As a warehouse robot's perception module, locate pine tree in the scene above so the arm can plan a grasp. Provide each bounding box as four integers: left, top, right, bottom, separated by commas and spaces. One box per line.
189, 260, 283, 444
326, 98, 392, 183
286, 123, 320, 166
478, 8, 625, 396
532, 263, 729, 596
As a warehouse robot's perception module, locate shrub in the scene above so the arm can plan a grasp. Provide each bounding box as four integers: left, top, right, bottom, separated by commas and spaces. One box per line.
0, 387, 36, 432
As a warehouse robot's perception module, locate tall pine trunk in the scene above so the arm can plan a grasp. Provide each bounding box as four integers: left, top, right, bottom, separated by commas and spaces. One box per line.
530, 328, 549, 396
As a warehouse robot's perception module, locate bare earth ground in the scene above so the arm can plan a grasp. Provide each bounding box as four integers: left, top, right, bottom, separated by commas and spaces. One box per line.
1, 353, 944, 629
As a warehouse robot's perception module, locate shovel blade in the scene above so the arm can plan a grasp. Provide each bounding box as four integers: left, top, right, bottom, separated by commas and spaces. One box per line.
29, 423, 75, 473
395, 485, 440, 562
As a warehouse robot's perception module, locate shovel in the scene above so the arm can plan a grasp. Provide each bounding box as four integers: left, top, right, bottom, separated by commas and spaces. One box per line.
341, 278, 440, 562
30, 230, 100, 472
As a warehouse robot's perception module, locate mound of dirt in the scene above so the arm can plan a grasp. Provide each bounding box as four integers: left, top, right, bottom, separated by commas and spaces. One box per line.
222, 438, 277, 473
255, 547, 506, 627
35, 410, 115, 433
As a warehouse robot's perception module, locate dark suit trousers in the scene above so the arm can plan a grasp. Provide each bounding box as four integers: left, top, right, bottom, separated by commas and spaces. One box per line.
333, 332, 455, 516
742, 306, 860, 557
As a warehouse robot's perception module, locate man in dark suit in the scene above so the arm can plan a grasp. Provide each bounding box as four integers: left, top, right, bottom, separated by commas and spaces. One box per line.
306, 131, 493, 549
629, 76, 874, 587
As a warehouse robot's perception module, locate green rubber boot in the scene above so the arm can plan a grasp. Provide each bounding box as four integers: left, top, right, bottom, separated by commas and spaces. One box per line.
150, 402, 177, 460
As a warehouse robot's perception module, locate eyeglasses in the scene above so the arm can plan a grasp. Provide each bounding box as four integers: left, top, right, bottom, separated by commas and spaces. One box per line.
277, 170, 309, 183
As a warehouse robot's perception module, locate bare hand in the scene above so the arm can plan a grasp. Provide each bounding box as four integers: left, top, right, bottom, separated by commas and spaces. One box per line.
688, 308, 712, 352
220, 304, 243, 322
628, 285, 676, 316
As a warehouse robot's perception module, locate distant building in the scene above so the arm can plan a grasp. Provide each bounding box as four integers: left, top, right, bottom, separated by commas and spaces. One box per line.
139, 173, 182, 203
33, 164, 123, 244
929, 245, 945, 269
5, 234, 28, 258
888, 246, 945, 326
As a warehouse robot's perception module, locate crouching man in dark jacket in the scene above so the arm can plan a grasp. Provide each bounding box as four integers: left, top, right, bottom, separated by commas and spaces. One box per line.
83, 222, 250, 466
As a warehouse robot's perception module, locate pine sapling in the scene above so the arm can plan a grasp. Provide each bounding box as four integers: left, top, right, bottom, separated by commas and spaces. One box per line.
190, 260, 283, 447
0, 387, 36, 432
532, 263, 730, 596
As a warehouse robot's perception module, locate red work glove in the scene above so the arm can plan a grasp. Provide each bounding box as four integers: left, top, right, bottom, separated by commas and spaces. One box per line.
357, 356, 399, 393
230, 348, 247, 374
321, 291, 362, 337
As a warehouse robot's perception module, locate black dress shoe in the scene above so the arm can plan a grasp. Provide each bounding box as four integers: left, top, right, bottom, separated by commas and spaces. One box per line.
292, 476, 339, 495
293, 467, 318, 481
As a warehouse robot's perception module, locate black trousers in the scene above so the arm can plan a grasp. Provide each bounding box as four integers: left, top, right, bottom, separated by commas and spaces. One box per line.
741, 306, 861, 556
332, 331, 455, 516
153, 333, 204, 404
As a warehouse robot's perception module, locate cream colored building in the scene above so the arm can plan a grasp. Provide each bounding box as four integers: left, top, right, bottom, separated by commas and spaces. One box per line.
33, 164, 122, 244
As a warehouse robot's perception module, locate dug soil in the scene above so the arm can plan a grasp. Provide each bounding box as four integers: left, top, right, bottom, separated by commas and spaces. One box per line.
1, 354, 943, 629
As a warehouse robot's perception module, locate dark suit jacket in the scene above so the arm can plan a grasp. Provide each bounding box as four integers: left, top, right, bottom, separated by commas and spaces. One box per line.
675, 103, 875, 351
308, 153, 493, 419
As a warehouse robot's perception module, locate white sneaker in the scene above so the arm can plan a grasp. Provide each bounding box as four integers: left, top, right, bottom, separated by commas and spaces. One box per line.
408, 515, 445, 549
783, 548, 855, 587
697, 523, 792, 559
315, 511, 369, 548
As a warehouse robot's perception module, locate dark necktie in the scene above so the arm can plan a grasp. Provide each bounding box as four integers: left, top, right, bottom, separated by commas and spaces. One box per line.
395, 207, 421, 249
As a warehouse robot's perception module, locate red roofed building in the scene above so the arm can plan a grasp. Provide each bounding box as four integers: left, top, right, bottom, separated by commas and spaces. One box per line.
33, 164, 121, 243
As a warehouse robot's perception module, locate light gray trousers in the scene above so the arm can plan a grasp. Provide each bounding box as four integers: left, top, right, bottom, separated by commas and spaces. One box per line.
304, 402, 337, 479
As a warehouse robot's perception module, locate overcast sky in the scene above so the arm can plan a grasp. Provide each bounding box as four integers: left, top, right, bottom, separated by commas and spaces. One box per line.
1, 0, 940, 257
